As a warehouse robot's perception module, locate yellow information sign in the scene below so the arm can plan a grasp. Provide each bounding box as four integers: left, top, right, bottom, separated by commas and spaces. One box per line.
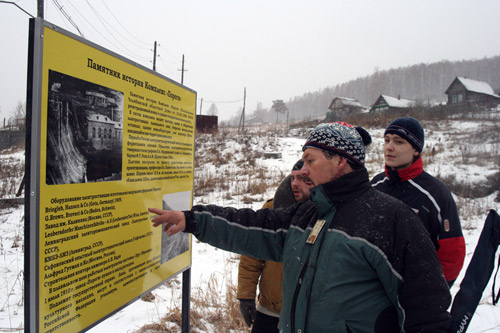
27, 19, 196, 332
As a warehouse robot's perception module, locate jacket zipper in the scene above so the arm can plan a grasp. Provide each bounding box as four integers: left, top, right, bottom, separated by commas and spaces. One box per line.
290, 256, 309, 332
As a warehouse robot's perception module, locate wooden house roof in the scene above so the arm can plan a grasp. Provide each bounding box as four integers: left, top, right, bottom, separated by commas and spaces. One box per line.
374, 95, 416, 108
445, 77, 500, 98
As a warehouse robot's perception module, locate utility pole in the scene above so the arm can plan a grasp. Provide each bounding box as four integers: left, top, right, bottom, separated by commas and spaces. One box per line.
238, 87, 246, 134
38, 0, 44, 18
178, 54, 188, 84
287, 108, 289, 132
152, 41, 157, 71
180, 52, 189, 333
242, 87, 246, 130
199, 98, 203, 115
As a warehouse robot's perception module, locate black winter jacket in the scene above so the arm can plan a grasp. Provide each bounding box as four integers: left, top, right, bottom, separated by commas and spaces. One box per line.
371, 157, 465, 283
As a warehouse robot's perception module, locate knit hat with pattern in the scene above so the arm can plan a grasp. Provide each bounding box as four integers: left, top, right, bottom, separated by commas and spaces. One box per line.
302, 122, 368, 166
384, 117, 425, 153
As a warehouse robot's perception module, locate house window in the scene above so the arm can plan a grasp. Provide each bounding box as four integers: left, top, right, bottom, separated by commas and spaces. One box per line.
92, 127, 96, 138
458, 94, 463, 103
452, 95, 457, 103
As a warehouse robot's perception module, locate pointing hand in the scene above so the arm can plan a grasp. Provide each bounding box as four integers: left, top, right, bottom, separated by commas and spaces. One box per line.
148, 207, 186, 236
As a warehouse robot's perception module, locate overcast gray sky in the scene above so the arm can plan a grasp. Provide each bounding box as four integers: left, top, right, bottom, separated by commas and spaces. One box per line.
1, 0, 500, 122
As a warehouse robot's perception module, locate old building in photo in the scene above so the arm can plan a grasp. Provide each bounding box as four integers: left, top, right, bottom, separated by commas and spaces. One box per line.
87, 114, 123, 150
46, 70, 124, 184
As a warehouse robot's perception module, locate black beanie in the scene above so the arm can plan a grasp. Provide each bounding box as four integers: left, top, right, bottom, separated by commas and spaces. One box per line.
273, 160, 304, 209
292, 159, 304, 171
384, 117, 425, 153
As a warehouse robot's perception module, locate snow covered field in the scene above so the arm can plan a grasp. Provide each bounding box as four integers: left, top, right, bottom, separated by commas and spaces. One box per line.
1, 118, 500, 332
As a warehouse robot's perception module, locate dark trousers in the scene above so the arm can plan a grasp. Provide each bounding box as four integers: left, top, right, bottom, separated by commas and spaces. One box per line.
251, 311, 279, 333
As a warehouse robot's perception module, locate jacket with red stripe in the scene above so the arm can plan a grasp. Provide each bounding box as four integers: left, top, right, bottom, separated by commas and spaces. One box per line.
371, 157, 466, 284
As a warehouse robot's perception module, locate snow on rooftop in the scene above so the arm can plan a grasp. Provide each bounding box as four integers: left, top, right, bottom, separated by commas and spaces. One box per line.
342, 98, 363, 107
457, 77, 500, 97
381, 95, 417, 108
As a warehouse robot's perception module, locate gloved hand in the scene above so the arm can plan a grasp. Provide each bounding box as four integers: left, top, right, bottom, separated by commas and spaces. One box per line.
239, 299, 256, 327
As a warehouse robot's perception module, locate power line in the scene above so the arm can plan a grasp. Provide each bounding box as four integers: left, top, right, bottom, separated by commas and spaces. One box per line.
50, 0, 151, 64
60, 0, 102, 39
0, 1, 34, 18
158, 44, 182, 63
201, 98, 244, 104
46, 1, 184, 76
85, 0, 150, 61
98, 0, 151, 49
51, 1, 75, 31
157, 56, 178, 78
53, 0, 130, 56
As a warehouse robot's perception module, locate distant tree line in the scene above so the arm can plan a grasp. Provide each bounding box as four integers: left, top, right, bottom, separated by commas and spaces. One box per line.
227, 55, 500, 125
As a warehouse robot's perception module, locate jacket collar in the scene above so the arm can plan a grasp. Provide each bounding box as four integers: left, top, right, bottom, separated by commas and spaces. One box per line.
385, 156, 423, 182
310, 168, 371, 215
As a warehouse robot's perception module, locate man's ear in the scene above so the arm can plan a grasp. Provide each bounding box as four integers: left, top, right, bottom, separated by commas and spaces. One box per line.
337, 156, 352, 174
337, 156, 348, 167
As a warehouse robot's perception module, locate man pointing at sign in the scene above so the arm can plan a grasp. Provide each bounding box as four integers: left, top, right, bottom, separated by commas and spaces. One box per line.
149, 122, 452, 332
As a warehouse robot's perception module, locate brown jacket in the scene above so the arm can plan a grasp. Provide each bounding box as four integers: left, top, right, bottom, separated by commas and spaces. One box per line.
236, 199, 283, 313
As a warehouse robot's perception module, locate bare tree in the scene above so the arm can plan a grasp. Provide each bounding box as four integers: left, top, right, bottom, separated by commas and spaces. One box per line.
253, 102, 269, 122
9, 101, 26, 129
207, 103, 218, 116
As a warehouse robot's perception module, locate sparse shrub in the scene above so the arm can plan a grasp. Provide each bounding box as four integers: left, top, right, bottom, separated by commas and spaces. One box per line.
0, 158, 24, 198
194, 172, 219, 196
242, 195, 254, 204
136, 265, 249, 333
247, 179, 267, 195
458, 143, 471, 164
438, 172, 499, 199
454, 196, 485, 230
247, 157, 256, 168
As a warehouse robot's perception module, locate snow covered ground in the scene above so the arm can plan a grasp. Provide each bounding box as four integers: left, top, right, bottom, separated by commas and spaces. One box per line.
1, 118, 500, 332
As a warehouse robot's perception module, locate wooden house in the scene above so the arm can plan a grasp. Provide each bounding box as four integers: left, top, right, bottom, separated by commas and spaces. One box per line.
326, 97, 365, 121
370, 95, 416, 112
329, 97, 364, 114
445, 77, 500, 109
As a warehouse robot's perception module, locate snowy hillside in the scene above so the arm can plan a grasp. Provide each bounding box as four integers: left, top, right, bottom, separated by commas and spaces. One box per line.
1, 116, 500, 332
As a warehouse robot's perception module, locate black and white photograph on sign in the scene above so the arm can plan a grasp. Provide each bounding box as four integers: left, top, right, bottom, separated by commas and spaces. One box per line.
161, 191, 191, 263
46, 70, 124, 185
